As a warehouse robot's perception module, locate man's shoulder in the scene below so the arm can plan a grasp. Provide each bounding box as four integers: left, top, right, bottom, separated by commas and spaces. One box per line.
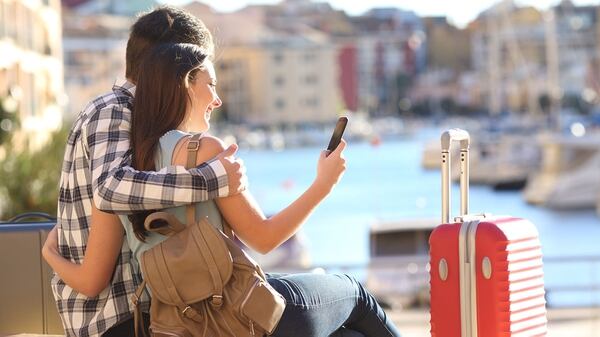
79, 86, 133, 127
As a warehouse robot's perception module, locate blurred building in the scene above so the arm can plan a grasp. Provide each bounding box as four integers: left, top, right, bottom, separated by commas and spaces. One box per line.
186, 0, 429, 123
218, 34, 339, 127
337, 42, 358, 112
61, 0, 156, 116
470, 1, 547, 115
470, 0, 600, 115
185, 1, 341, 127
0, 0, 64, 149
407, 17, 477, 114
424, 16, 471, 72
551, 1, 600, 99
63, 0, 156, 16
62, 9, 132, 116
351, 8, 426, 116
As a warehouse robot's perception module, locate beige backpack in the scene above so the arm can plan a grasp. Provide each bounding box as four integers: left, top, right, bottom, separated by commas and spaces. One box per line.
132, 134, 286, 337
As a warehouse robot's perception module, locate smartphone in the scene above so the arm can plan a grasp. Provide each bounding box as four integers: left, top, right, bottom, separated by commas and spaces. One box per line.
326, 116, 348, 155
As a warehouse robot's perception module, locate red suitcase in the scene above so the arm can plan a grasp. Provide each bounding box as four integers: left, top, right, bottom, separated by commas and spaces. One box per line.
429, 129, 547, 337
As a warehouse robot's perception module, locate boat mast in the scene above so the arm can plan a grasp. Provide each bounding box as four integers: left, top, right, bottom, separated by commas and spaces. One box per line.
487, 14, 502, 117
544, 7, 561, 131
499, 0, 541, 117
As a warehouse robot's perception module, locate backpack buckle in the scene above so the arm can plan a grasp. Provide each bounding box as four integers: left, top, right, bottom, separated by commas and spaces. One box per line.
182, 306, 192, 316
187, 140, 200, 151
211, 295, 223, 308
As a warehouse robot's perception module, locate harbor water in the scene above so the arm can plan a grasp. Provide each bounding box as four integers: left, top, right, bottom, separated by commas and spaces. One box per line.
238, 128, 600, 308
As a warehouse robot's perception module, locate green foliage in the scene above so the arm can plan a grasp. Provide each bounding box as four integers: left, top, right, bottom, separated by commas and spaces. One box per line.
0, 125, 69, 219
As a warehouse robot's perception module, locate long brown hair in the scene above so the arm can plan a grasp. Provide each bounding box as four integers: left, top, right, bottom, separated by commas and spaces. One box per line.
129, 43, 209, 241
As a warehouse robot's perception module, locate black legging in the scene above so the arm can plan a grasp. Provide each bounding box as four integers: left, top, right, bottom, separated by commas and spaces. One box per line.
102, 313, 150, 337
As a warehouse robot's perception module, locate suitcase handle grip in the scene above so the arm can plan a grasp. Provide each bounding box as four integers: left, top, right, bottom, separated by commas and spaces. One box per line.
441, 128, 470, 223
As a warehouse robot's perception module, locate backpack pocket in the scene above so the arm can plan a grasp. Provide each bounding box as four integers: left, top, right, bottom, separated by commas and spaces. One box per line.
240, 279, 286, 335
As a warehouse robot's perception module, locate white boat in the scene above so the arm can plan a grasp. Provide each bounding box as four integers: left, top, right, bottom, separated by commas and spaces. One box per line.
523, 133, 600, 209
366, 217, 437, 309
466, 133, 541, 190
423, 131, 540, 190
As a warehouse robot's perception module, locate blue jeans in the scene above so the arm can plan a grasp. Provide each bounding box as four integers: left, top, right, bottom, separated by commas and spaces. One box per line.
266, 273, 401, 337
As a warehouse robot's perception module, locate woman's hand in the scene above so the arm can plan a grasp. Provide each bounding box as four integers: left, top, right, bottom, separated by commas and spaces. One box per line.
314, 139, 347, 193
42, 206, 125, 297
42, 226, 59, 261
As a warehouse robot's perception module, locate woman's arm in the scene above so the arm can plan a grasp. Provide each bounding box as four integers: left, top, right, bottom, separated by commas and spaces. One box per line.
42, 205, 124, 297
173, 135, 346, 254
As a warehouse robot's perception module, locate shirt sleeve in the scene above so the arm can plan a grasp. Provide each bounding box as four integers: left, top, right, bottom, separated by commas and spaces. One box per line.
84, 103, 229, 214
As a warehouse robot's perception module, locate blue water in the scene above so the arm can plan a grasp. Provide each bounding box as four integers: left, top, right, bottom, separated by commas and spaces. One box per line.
238, 131, 600, 307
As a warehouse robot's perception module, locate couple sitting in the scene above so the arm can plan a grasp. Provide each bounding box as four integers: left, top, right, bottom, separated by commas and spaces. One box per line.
42, 6, 400, 337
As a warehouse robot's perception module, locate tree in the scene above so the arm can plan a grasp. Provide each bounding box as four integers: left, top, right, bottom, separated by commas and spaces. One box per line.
0, 125, 69, 219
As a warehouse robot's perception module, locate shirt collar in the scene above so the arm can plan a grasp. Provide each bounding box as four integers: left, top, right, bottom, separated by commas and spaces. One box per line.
112, 78, 136, 97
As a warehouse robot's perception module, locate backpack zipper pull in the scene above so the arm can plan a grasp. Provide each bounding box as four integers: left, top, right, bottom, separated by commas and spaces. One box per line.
249, 320, 255, 336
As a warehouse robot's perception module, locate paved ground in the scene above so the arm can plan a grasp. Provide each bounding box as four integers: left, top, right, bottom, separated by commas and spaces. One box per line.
4, 308, 600, 337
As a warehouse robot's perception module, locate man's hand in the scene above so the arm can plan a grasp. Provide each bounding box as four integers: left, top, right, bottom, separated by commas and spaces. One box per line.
215, 144, 247, 196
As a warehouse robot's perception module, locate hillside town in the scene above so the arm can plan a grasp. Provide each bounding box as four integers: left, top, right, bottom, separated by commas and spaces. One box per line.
3, 0, 600, 144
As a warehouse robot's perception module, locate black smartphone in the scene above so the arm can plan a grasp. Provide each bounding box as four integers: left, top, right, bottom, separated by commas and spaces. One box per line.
326, 116, 348, 155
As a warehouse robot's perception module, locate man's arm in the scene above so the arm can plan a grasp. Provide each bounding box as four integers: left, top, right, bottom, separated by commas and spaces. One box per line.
86, 105, 245, 213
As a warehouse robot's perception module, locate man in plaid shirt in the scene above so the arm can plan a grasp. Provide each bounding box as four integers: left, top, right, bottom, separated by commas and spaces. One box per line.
49, 7, 246, 336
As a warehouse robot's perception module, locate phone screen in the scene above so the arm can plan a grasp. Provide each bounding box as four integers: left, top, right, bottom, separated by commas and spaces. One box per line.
326, 117, 348, 154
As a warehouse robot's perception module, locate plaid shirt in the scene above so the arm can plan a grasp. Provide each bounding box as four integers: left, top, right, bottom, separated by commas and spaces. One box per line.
52, 79, 229, 337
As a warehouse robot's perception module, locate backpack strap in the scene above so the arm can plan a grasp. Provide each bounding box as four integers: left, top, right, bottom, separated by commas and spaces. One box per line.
184, 133, 225, 307
186, 134, 202, 226
184, 133, 235, 238
132, 281, 149, 337
189, 220, 224, 307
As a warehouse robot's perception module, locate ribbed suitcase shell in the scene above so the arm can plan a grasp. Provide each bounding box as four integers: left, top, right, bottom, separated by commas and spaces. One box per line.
429, 216, 547, 337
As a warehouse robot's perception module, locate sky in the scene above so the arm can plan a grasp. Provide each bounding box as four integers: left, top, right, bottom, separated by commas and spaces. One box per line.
160, 0, 599, 28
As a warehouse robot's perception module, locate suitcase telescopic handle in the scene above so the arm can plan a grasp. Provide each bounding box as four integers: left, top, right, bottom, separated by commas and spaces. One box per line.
441, 128, 470, 223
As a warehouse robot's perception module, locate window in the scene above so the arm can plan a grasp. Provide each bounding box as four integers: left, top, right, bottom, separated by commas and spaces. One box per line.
304, 52, 316, 62
275, 98, 285, 109
274, 76, 284, 86
272, 53, 284, 63
303, 97, 319, 108
304, 74, 318, 84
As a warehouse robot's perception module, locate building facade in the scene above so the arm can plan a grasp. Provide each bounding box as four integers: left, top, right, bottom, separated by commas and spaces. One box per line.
351, 8, 426, 116
470, 2, 547, 114
0, 0, 64, 149
62, 10, 132, 116
218, 38, 340, 127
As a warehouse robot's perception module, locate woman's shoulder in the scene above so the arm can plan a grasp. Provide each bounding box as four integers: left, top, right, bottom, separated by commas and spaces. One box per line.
171, 133, 227, 167
198, 134, 227, 154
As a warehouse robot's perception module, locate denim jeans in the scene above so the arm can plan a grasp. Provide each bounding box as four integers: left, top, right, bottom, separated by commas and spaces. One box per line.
266, 273, 401, 337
